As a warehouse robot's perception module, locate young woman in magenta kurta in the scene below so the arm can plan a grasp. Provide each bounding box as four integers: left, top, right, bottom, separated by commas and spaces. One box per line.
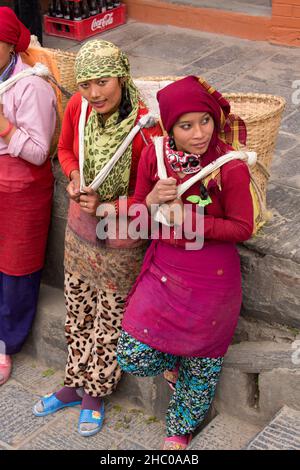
0, 7, 56, 386
117, 76, 253, 450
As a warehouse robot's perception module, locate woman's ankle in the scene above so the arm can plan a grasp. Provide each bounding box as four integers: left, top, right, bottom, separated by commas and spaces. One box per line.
55, 386, 83, 404
81, 392, 102, 412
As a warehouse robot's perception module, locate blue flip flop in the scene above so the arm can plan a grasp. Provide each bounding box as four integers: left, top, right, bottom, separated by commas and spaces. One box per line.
32, 393, 82, 417
78, 401, 105, 437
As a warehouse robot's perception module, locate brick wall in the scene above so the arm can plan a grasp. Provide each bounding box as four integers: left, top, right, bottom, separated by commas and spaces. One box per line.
272, 0, 300, 46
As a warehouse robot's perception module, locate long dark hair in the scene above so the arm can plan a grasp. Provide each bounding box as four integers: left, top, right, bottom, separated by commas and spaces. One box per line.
117, 85, 132, 123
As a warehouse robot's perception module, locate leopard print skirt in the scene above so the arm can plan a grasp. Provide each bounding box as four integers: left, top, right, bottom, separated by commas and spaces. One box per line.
63, 226, 147, 397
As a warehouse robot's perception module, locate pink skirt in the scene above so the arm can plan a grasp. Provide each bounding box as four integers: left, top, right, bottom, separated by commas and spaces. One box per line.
0, 156, 53, 276
122, 240, 242, 357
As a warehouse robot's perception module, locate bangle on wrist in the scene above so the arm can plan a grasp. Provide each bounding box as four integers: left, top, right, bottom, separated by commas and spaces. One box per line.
0, 121, 14, 138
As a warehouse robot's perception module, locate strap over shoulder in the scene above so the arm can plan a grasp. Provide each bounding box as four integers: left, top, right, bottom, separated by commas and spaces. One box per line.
152, 138, 257, 227
154, 136, 167, 180
79, 110, 157, 192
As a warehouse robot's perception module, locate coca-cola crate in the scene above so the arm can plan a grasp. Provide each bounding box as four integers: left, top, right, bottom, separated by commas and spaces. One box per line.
44, 4, 126, 41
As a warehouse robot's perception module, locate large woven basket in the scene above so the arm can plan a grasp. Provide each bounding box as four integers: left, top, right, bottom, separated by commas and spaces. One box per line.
50, 48, 77, 110
223, 92, 285, 203
45, 48, 77, 152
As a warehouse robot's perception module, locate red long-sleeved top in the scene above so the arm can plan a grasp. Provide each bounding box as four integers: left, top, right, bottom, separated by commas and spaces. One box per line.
58, 92, 162, 210
133, 141, 254, 246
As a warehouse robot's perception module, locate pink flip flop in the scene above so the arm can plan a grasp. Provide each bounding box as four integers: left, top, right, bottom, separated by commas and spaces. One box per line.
162, 433, 193, 450
0, 355, 12, 386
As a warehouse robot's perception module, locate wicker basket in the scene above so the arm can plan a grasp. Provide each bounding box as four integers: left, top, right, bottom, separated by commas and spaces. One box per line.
50, 48, 77, 111
45, 48, 77, 153
222, 92, 285, 203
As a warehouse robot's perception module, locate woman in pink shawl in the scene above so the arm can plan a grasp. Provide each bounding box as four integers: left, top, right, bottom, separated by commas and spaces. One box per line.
0, 7, 56, 385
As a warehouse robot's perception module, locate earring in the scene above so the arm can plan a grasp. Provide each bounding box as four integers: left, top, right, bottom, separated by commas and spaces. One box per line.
169, 135, 176, 150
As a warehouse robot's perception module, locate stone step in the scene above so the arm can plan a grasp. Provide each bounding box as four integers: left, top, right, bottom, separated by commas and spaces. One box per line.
246, 406, 300, 450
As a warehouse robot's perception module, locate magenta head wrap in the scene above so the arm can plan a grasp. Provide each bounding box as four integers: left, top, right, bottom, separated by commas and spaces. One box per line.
0, 7, 31, 53
157, 76, 228, 133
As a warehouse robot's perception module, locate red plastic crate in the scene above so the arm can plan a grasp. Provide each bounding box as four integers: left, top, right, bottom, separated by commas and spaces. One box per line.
44, 4, 126, 41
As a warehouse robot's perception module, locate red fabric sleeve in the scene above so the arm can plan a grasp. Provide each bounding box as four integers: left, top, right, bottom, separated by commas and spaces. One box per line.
128, 144, 159, 234
132, 145, 158, 205
57, 94, 81, 179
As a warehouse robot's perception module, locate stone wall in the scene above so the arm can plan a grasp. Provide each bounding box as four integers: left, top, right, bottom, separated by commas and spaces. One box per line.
214, 316, 300, 426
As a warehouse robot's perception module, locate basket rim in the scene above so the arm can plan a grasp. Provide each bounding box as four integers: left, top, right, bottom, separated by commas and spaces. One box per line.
134, 76, 286, 123
45, 47, 77, 56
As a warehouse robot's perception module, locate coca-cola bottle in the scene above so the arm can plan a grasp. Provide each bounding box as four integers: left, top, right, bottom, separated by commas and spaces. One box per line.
69, 1, 75, 20
48, 0, 56, 16
56, 0, 64, 18
89, 0, 99, 15
82, 0, 90, 18
63, 1, 71, 19
98, 0, 106, 13
106, 0, 114, 10
74, 1, 82, 20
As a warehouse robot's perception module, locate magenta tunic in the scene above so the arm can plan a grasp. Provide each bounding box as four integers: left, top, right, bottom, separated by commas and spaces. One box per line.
122, 239, 242, 358
121, 140, 254, 358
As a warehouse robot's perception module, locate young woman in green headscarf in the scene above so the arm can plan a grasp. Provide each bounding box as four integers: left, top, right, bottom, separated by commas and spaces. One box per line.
33, 40, 162, 436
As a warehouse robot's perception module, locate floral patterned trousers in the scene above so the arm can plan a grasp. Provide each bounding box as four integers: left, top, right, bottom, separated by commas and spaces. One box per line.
117, 330, 224, 436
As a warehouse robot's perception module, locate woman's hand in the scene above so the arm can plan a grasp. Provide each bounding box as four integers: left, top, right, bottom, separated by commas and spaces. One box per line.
0, 104, 16, 143
146, 177, 177, 209
161, 198, 185, 226
66, 170, 81, 202
79, 186, 100, 216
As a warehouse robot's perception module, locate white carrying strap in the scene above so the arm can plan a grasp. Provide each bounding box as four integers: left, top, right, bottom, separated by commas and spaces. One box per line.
153, 136, 257, 226
78, 97, 155, 192
78, 97, 89, 191
0, 63, 50, 98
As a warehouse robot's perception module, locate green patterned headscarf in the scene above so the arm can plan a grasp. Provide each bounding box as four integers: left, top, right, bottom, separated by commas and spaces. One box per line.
75, 39, 140, 202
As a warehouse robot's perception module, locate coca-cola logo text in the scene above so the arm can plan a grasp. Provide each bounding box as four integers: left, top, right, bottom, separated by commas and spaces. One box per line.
91, 14, 114, 31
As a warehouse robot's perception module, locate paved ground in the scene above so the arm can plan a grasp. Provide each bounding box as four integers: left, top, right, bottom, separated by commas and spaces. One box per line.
0, 354, 260, 450
0, 354, 165, 450
1, 354, 298, 450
